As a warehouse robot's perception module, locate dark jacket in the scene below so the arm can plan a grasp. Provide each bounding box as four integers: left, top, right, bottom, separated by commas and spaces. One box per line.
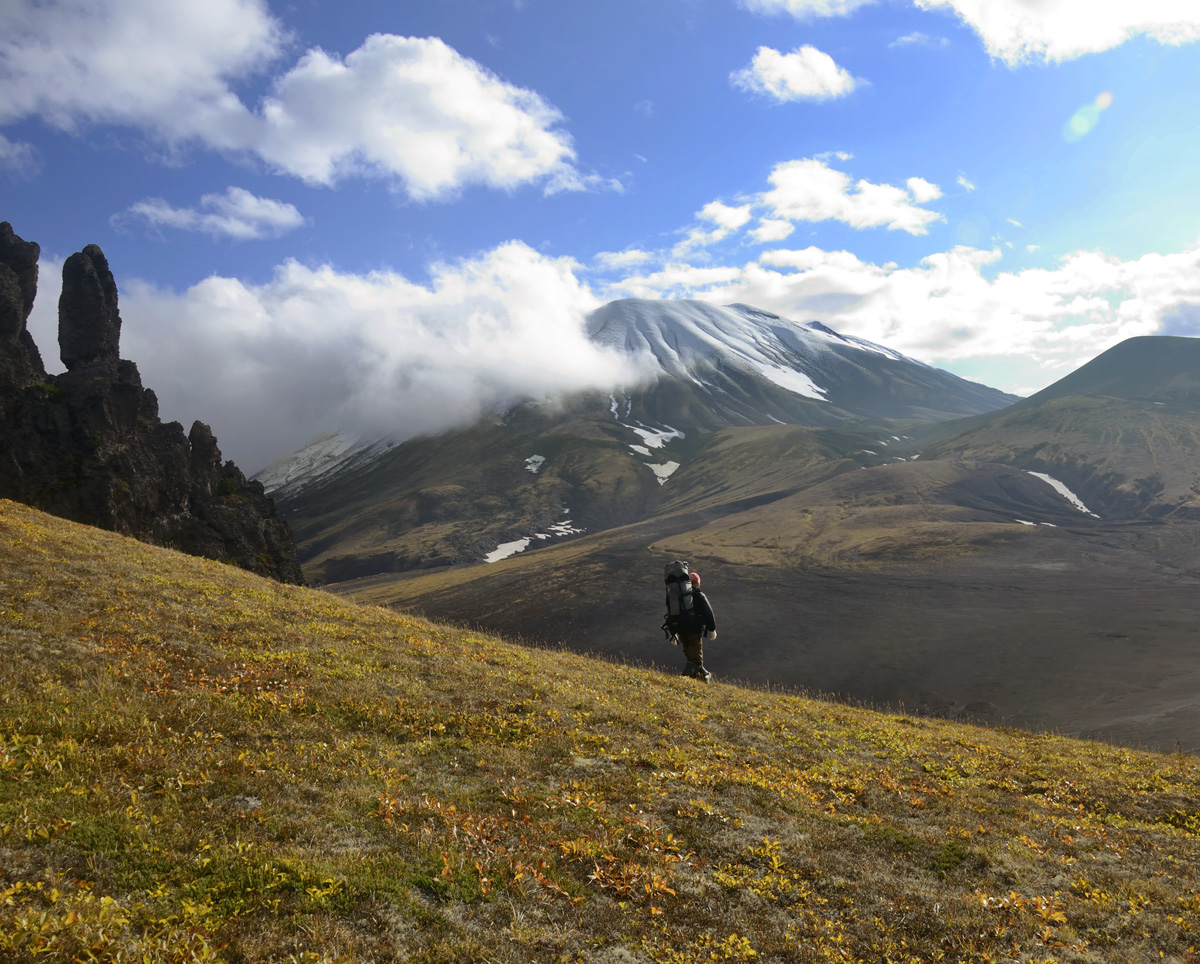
696, 593, 710, 638
691, 590, 716, 635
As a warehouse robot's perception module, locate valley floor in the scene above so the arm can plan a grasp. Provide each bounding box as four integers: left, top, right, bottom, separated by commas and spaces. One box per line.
331, 515, 1200, 755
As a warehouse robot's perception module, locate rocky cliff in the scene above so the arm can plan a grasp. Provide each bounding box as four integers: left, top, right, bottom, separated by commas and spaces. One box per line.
0, 221, 303, 584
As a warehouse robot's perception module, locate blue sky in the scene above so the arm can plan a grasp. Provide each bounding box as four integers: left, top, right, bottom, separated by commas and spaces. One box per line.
4, 0, 1200, 469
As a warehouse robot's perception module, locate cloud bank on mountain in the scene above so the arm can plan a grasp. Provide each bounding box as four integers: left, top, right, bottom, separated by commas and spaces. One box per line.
29, 242, 646, 471
24, 229, 1200, 470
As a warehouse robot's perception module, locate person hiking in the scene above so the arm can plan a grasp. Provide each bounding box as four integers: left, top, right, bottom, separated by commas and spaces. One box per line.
662, 562, 717, 682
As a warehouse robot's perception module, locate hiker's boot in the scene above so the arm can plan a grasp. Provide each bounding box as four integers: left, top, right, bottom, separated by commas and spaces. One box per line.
698, 665, 713, 683
683, 661, 700, 678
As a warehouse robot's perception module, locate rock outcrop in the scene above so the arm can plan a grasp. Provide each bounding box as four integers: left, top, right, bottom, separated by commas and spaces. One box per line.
0, 221, 303, 584
59, 244, 122, 373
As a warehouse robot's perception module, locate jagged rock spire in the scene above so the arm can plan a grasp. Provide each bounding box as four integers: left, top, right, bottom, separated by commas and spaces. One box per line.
59, 243, 121, 372
0, 221, 45, 389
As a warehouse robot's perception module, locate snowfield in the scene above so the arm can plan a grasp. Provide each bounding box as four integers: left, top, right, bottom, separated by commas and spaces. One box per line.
1025, 471, 1100, 517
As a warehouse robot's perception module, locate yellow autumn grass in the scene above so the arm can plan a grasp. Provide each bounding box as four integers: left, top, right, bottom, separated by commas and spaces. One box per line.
1, 498, 1197, 963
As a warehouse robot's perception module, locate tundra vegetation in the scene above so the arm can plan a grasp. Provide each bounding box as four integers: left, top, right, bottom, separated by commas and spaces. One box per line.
1, 497, 1197, 963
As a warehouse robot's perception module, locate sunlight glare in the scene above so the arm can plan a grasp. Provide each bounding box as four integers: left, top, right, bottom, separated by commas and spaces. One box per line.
1064, 91, 1114, 143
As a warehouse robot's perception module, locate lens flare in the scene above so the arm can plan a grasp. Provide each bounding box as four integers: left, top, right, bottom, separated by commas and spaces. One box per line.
1063, 91, 1113, 143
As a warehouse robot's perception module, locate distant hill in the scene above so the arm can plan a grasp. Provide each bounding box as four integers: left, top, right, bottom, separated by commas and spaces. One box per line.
3, 497, 1198, 962
921, 337, 1200, 520
1021, 335, 1200, 407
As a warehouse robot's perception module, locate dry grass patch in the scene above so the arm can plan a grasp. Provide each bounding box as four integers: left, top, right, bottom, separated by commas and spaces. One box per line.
1, 498, 1199, 962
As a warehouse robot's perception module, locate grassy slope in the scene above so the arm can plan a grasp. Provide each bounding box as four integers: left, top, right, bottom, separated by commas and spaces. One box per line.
1, 499, 1199, 964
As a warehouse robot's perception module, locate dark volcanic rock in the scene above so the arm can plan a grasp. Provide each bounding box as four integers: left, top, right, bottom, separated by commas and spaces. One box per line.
0, 222, 303, 584
0, 221, 45, 390
59, 244, 121, 372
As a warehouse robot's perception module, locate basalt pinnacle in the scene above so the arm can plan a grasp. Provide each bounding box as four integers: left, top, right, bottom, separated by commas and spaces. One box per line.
59, 243, 121, 372
0, 222, 304, 584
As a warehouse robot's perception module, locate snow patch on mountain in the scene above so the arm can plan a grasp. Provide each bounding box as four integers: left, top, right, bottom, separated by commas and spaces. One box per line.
255, 430, 389, 498
525, 455, 546, 473
1025, 471, 1100, 517
485, 538, 531, 563
647, 461, 680, 485
484, 510, 586, 563
628, 423, 684, 449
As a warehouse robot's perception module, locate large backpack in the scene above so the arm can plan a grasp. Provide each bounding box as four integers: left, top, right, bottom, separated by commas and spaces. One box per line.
662, 560, 702, 638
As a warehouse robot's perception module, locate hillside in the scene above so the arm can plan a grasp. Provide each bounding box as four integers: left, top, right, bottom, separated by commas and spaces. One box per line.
922, 394, 1200, 521
2, 498, 1199, 963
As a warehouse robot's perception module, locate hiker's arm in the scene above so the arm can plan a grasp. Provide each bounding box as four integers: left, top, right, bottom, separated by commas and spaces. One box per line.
698, 593, 716, 633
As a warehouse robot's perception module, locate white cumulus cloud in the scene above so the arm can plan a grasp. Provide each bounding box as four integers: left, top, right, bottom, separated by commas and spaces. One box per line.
699, 200, 754, 231
116, 187, 305, 240
731, 45, 860, 102
906, 177, 943, 204
751, 218, 796, 243
762, 158, 944, 234
915, 0, 1200, 64
0, 0, 284, 133
739, 0, 876, 19
0, 1, 596, 199
248, 35, 579, 196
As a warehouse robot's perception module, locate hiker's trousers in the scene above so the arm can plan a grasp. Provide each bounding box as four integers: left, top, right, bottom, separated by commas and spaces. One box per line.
679, 632, 704, 666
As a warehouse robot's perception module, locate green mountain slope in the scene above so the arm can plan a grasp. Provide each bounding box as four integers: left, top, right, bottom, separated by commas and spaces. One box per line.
283, 401, 669, 584
3, 498, 1199, 962
922, 394, 1200, 519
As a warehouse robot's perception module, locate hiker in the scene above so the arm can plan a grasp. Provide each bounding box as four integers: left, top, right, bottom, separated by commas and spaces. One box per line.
662, 562, 717, 682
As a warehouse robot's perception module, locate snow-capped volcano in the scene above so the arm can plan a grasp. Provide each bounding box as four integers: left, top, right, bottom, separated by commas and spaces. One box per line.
259, 298, 1015, 499
586, 299, 1013, 429
588, 299, 910, 396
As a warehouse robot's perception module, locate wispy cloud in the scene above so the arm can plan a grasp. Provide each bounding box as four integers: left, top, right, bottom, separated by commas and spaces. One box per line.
890, 31, 949, 48
592, 249, 656, 269
957, 173, 977, 191
0, 133, 39, 179
116, 187, 305, 241
739, 0, 876, 20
